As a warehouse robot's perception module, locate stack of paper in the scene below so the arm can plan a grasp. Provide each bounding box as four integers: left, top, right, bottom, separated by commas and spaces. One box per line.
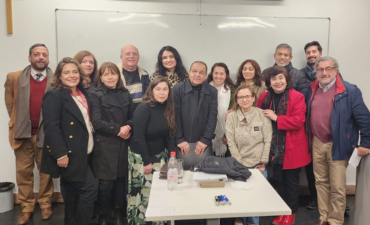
193, 172, 228, 182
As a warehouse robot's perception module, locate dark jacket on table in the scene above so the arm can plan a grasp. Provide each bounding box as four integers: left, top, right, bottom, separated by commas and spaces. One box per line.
305, 74, 370, 161
41, 87, 92, 182
89, 85, 134, 180
173, 80, 218, 146
263, 62, 309, 94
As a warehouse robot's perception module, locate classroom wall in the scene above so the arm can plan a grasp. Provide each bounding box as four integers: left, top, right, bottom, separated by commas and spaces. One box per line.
1, 0, 369, 193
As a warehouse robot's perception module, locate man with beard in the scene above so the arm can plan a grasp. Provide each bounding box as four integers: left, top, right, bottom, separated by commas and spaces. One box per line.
263, 43, 309, 93
300, 41, 323, 84
4, 43, 54, 224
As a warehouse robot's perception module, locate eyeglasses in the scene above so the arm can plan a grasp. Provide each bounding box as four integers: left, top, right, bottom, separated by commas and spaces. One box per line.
237, 95, 253, 100
123, 52, 138, 57
191, 69, 206, 76
317, 67, 336, 74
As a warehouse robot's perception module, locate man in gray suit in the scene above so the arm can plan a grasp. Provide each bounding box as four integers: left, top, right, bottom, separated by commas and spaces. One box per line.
4, 43, 54, 225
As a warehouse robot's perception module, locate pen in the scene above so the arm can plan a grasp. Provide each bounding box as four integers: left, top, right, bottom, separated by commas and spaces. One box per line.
215, 196, 220, 206
223, 195, 232, 205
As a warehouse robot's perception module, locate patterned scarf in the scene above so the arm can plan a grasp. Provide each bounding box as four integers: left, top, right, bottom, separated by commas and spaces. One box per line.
261, 89, 289, 181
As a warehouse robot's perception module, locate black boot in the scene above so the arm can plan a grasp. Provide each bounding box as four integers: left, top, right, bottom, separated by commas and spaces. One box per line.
99, 214, 108, 225
115, 207, 127, 225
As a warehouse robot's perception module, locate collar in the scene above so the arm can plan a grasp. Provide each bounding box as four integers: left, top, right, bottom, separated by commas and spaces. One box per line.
30, 67, 47, 81
273, 62, 293, 72
184, 79, 210, 94
319, 78, 336, 92
306, 62, 315, 72
237, 107, 255, 123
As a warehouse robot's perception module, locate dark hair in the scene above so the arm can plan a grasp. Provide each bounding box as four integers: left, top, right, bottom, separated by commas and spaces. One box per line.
232, 84, 257, 110
143, 77, 176, 137
96, 62, 124, 89
264, 66, 293, 92
304, 41, 322, 53
235, 59, 264, 87
206, 62, 235, 90
51, 57, 90, 90
190, 61, 208, 73
29, 43, 48, 56
155, 46, 188, 81
73, 50, 98, 84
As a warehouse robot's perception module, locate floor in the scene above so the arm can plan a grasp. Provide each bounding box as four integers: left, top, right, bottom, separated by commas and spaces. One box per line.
0, 196, 355, 225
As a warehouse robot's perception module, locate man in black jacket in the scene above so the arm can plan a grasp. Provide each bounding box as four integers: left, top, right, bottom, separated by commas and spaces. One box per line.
263, 43, 309, 93
300, 41, 323, 84
173, 61, 218, 156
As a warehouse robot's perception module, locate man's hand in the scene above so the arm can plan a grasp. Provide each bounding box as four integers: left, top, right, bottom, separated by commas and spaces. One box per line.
143, 163, 153, 175
357, 146, 370, 157
57, 156, 69, 168
177, 141, 190, 154
195, 141, 207, 155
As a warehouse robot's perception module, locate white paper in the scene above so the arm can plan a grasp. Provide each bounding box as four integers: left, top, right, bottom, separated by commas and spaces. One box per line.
192, 172, 228, 182
349, 148, 362, 167
230, 181, 253, 190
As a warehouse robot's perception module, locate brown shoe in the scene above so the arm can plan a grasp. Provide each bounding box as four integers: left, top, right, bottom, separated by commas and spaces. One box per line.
18, 212, 32, 225
41, 207, 53, 220
314, 219, 329, 225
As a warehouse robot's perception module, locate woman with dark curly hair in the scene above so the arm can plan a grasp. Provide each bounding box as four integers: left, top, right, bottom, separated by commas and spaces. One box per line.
206, 62, 235, 157
236, 59, 267, 100
127, 77, 176, 224
150, 46, 188, 88
41, 57, 97, 225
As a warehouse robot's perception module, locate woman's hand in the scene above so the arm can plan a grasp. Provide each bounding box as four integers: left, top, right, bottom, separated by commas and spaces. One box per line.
143, 163, 153, 175
57, 156, 69, 168
118, 125, 131, 139
222, 137, 228, 145
225, 109, 234, 120
262, 109, 278, 122
177, 141, 190, 154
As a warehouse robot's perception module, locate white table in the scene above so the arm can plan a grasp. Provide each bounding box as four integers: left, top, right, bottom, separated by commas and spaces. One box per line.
145, 169, 291, 225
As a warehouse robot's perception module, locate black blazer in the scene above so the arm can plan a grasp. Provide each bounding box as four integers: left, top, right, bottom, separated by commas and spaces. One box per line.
172, 80, 218, 146
89, 85, 134, 179
40, 87, 92, 182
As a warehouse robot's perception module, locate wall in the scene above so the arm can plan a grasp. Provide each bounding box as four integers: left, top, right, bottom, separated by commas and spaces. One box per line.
1, 0, 369, 192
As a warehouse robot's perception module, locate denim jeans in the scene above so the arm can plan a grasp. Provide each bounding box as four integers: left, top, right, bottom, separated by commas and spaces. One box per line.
240, 168, 268, 225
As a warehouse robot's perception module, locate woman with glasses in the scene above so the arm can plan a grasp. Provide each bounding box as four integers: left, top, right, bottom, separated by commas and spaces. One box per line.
235, 59, 267, 100
150, 46, 188, 88
257, 66, 311, 225
206, 62, 235, 157
225, 84, 272, 225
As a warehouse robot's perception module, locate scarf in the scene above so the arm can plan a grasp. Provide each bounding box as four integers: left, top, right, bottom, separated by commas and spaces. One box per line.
210, 82, 230, 157
14, 65, 53, 139
261, 89, 289, 182
306, 62, 317, 80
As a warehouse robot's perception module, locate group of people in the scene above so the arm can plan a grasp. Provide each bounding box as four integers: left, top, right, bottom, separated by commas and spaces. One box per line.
5, 41, 370, 225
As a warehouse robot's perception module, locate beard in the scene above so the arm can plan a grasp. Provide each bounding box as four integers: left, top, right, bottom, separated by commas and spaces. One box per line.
31, 61, 48, 71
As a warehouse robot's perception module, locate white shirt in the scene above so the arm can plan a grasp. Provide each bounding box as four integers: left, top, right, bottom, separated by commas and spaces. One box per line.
30, 68, 47, 82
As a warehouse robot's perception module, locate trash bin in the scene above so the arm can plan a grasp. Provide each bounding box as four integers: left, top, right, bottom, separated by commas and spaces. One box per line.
0, 182, 15, 213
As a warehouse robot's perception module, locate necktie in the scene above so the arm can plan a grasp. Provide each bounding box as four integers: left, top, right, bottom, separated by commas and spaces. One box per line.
35, 73, 42, 82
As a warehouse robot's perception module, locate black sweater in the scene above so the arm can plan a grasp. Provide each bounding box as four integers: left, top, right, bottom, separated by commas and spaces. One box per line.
131, 102, 175, 165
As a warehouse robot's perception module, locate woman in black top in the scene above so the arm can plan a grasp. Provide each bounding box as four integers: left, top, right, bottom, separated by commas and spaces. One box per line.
90, 62, 134, 225
41, 57, 97, 225
127, 77, 176, 224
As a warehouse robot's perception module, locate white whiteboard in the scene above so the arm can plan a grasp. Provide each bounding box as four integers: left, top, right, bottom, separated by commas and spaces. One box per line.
56, 9, 330, 78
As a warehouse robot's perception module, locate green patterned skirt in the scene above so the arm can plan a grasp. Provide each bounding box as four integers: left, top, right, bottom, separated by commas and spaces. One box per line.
127, 147, 168, 225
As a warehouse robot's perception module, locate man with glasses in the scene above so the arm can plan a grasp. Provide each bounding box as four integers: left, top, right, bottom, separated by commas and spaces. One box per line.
173, 61, 218, 156
305, 56, 370, 225
117, 44, 149, 108
263, 43, 309, 93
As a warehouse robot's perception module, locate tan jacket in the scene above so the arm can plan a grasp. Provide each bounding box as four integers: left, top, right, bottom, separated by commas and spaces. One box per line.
225, 107, 272, 167
4, 70, 51, 149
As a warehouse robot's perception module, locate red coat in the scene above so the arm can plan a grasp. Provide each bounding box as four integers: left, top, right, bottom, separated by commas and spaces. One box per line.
257, 89, 311, 169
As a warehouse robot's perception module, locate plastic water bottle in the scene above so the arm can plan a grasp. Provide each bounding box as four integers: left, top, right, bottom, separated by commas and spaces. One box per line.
167, 151, 178, 191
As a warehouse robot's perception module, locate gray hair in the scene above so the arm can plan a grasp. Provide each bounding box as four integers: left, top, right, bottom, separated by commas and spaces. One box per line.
190, 61, 208, 73
275, 43, 292, 56
315, 56, 340, 72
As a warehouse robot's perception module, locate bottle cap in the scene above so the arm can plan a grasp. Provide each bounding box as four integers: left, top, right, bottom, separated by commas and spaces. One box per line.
170, 151, 176, 156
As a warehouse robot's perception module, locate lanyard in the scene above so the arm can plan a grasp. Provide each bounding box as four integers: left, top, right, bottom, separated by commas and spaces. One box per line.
70, 88, 90, 119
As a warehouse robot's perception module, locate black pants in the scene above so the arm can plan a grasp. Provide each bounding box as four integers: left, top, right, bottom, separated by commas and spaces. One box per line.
60, 165, 98, 225
270, 167, 301, 214
305, 160, 317, 198
98, 176, 127, 215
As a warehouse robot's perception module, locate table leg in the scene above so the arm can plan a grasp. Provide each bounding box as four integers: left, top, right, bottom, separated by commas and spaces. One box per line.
170, 220, 175, 225
206, 218, 220, 225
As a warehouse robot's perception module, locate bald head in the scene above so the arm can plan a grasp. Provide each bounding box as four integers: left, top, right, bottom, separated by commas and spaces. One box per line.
120, 44, 140, 71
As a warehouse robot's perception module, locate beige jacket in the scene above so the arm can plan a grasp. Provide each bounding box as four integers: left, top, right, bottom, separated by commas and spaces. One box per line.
225, 107, 272, 167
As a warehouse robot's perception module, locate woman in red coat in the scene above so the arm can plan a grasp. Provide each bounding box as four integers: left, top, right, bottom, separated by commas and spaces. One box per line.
257, 66, 311, 225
